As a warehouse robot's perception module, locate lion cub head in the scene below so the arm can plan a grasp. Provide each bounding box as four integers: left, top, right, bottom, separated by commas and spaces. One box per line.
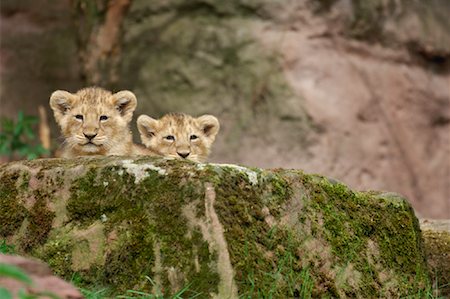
137, 113, 220, 162
50, 87, 137, 157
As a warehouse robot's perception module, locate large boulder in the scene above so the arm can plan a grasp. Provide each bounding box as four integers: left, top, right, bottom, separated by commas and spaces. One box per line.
0, 157, 430, 297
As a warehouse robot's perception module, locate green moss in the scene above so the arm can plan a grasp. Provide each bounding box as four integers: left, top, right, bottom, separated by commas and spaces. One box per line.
299, 176, 429, 297
211, 169, 306, 297
34, 227, 75, 278
0, 172, 28, 237
20, 190, 55, 252
195, 166, 426, 297
422, 229, 450, 297
102, 223, 156, 292
18, 172, 30, 192
67, 168, 122, 224
63, 161, 222, 295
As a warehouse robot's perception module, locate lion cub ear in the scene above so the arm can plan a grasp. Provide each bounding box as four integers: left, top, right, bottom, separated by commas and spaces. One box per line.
137, 115, 159, 144
49, 90, 75, 124
196, 115, 220, 140
112, 90, 137, 122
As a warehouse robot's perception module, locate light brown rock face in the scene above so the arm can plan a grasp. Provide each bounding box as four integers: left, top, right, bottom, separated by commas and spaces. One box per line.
0, 0, 449, 218
0, 255, 83, 299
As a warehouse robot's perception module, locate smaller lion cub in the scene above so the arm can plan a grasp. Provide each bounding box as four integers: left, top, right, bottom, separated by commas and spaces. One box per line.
50, 87, 153, 158
137, 113, 220, 162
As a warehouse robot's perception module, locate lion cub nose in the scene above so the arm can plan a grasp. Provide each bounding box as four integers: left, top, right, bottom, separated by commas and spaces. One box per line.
177, 152, 190, 159
84, 133, 97, 141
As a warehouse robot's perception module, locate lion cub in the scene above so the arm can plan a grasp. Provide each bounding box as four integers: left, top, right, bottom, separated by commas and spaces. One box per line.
50, 87, 152, 158
137, 113, 220, 162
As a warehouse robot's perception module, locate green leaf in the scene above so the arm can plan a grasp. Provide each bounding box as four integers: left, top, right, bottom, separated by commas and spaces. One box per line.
17, 111, 24, 123
0, 287, 12, 299
24, 114, 38, 123
17, 144, 31, 155
0, 264, 33, 285
1, 118, 14, 133
13, 121, 24, 138
23, 127, 36, 140
0, 142, 11, 155
26, 153, 37, 160
35, 145, 49, 155
23, 116, 38, 139
0, 111, 47, 159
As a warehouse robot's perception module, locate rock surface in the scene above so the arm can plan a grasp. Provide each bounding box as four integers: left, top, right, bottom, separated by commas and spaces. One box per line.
0, 0, 81, 117
0, 157, 430, 297
0, 254, 83, 299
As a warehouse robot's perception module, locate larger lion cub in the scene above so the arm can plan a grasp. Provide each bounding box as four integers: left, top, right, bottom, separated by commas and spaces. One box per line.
137, 113, 220, 162
50, 87, 150, 158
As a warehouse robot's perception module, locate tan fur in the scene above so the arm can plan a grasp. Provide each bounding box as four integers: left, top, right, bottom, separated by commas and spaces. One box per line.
137, 113, 220, 162
49, 87, 155, 158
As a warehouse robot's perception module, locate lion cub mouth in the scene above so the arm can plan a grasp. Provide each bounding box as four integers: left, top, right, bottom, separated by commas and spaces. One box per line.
80, 142, 102, 152
81, 141, 99, 146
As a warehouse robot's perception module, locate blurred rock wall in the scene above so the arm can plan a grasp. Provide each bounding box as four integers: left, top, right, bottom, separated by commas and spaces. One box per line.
0, 0, 81, 118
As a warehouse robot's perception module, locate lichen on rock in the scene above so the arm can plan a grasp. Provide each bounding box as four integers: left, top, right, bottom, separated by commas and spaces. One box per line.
0, 156, 431, 297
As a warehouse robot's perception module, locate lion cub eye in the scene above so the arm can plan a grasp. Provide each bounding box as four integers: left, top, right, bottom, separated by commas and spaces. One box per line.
75, 115, 83, 121
190, 135, 198, 140
165, 135, 175, 141
100, 115, 108, 121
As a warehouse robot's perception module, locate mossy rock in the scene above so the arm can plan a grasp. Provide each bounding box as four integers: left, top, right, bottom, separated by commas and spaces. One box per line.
0, 157, 430, 297
420, 219, 450, 297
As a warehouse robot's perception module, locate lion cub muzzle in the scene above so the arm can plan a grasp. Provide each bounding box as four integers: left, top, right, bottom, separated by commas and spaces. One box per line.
176, 145, 190, 159
82, 123, 99, 143
80, 117, 101, 146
